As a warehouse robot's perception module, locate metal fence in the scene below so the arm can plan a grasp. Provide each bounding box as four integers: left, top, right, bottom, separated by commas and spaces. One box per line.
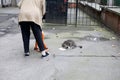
45, 0, 120, 26
65, 0, 120, 26
46, 0, 68, 24
67, 0, 100, 26
114, 0, 120, 6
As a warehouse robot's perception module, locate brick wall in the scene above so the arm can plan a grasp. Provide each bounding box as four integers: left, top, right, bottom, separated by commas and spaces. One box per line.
101, 9, 120, 34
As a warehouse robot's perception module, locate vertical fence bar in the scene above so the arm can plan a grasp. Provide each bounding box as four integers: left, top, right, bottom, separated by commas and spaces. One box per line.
65, 0, 68, 25
70, 0, 72, 24
1, 0, 3, 7
75, 0, 78, 27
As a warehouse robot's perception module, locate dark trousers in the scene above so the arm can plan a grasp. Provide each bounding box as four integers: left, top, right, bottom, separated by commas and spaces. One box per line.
19, 22, 45, 53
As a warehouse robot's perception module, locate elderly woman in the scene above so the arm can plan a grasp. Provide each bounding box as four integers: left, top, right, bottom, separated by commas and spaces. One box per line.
18, 0, 49, 57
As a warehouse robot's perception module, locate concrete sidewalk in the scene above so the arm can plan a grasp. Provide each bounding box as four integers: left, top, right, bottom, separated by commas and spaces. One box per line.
0, 7, 120, 80
0, 7, 19, 14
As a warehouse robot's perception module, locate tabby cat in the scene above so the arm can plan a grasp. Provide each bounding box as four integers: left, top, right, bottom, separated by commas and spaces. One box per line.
62, 40, 82, 49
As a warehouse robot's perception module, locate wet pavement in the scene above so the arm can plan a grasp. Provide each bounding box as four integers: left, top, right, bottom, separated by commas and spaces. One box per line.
0, 16, 19, 37
0, 7, 19, 37
0, 7, 120, 80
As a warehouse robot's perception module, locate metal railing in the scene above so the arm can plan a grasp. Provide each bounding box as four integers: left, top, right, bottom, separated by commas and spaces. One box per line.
67, 0, 120, 26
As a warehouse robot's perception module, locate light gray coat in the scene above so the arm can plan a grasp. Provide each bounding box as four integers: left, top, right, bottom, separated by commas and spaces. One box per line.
18, 0, 46, 27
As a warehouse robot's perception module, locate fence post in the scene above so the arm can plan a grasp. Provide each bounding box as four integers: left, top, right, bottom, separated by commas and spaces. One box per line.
65, 0, 68, 26
75, 0, 78, 27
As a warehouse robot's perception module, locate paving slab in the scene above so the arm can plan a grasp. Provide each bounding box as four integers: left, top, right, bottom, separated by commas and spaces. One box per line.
0, 7, 120, 80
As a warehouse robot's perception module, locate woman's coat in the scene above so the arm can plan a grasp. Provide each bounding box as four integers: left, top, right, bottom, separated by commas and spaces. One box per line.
18, 0, 46, 27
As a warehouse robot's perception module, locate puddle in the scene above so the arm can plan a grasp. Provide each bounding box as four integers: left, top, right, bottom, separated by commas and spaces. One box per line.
0, 28, 6, 32
44, 36, 50, 39
76, 27, 94, 31
79, 35, 110, 41
0, 32, 5, 34
0, 14, 14, 23
0, 32, 5, 36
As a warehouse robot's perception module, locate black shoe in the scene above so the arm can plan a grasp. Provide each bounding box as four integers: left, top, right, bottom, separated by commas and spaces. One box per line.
41, 52, 49, 58
24, 52, 30, 56
45, 52, 49, 55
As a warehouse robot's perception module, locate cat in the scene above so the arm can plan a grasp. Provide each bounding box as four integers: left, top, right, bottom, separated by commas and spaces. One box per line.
62, 40, 82, 49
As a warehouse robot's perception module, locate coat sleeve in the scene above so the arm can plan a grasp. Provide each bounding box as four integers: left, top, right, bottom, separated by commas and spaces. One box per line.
42, 0, 46, 16
17, 0, 24, 8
